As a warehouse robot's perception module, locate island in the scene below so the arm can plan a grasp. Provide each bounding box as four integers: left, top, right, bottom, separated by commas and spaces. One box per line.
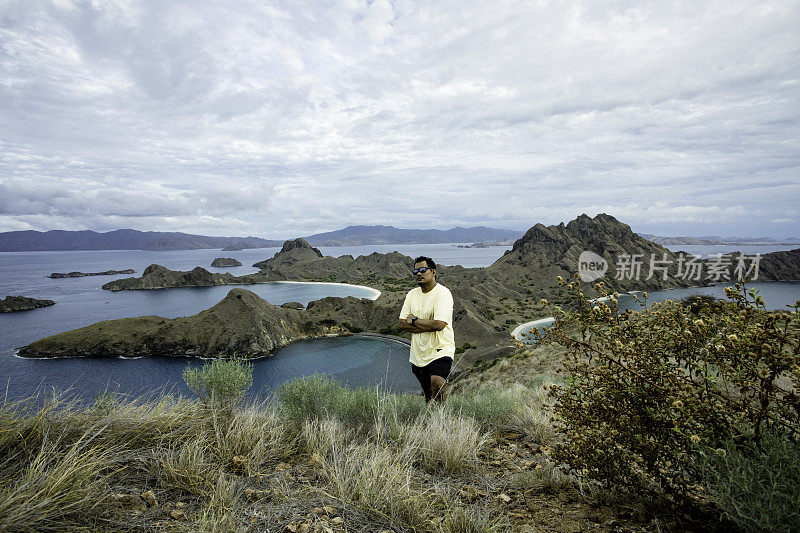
49, 269, 135, 278
211, 257, 242, 267
1, 295, 55, 313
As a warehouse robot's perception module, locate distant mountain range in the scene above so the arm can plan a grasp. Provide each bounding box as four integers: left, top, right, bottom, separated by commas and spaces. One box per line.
638, 234, 800, 246
0, 229, 283, 252
0, 225, 524, 252
302, 225, 523, 246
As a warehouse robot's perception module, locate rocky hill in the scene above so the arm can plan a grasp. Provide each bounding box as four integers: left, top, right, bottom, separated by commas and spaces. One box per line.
211, 257, 242, 267
253, 239, 412, 281
490, 213, 697, 293
755, 248, 800, 281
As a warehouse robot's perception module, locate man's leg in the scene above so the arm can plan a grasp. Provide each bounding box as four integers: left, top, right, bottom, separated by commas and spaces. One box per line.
429, 375, 446, 402
412, 364, 432, 401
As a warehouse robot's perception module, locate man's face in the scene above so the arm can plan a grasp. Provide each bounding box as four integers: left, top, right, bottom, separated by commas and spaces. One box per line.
413, 261, 435, 285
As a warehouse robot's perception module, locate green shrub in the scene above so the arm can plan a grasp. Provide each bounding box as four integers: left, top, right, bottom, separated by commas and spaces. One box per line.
698, 427, 800, 532
182, 358, 253, 407
543, 278, 800, 498
275, 375, 378, 428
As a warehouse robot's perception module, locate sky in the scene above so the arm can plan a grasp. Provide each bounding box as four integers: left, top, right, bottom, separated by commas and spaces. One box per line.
1, 0, 798, 239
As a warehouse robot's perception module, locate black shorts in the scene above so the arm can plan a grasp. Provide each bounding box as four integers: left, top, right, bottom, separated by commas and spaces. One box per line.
411, 356, 453, 388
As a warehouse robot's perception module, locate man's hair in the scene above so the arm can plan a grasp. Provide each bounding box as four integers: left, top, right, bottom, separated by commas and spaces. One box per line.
414, 256, 437, 270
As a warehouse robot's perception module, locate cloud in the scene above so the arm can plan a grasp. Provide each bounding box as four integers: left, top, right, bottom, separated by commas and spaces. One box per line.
0, 0, 798, 238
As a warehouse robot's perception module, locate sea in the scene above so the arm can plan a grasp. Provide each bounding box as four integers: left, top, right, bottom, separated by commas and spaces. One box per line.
0, 244, 510, 403
2, 242, 799, 403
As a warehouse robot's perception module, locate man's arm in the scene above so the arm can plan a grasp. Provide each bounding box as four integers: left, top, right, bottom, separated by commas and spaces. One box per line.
398, 315, 447, 333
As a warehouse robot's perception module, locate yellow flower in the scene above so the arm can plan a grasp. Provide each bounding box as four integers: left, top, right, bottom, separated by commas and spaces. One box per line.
690, 434, 701, 444
613, 291, 620, 299
727, 334, 739, 342
693, 319, 705, 327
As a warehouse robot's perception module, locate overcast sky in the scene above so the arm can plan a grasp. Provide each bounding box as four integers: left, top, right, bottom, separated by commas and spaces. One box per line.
1, 0, 798, 238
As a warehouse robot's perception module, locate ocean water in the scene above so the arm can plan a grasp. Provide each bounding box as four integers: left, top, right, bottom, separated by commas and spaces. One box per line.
0, 245, 509, 402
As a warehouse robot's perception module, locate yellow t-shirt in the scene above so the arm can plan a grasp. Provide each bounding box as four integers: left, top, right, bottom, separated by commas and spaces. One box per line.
399, 283, 455, 366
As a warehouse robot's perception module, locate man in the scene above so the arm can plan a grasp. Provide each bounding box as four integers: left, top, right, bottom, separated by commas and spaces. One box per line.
398, 256, 455, 402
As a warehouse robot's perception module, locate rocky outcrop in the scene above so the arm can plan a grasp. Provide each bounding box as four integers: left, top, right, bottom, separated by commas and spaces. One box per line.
489, 213, 696, 294
252, 238, 412, 282
49, 269, 135, 278
253, 239, 323, 269
1, 295, 55, 313
281, 301, 305, 310
102, 265, 245, 291
211, 258, 242, 267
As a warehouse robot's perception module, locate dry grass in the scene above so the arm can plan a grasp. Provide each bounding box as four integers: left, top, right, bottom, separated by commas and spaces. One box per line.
398, 406, 488, 475
0, 372, 558, 532
0, 423, 121, 532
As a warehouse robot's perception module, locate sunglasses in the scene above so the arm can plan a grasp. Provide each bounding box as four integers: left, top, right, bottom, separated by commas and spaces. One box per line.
412, 267, 430, 275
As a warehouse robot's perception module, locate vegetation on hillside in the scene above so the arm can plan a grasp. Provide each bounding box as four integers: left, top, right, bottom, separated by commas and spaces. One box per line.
0, 365, 583, 532
539, 276, 800, 531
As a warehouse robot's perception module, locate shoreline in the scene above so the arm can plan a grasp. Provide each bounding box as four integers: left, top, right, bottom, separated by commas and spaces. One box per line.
271, 280, 381, 300
511, 317, 555, 340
